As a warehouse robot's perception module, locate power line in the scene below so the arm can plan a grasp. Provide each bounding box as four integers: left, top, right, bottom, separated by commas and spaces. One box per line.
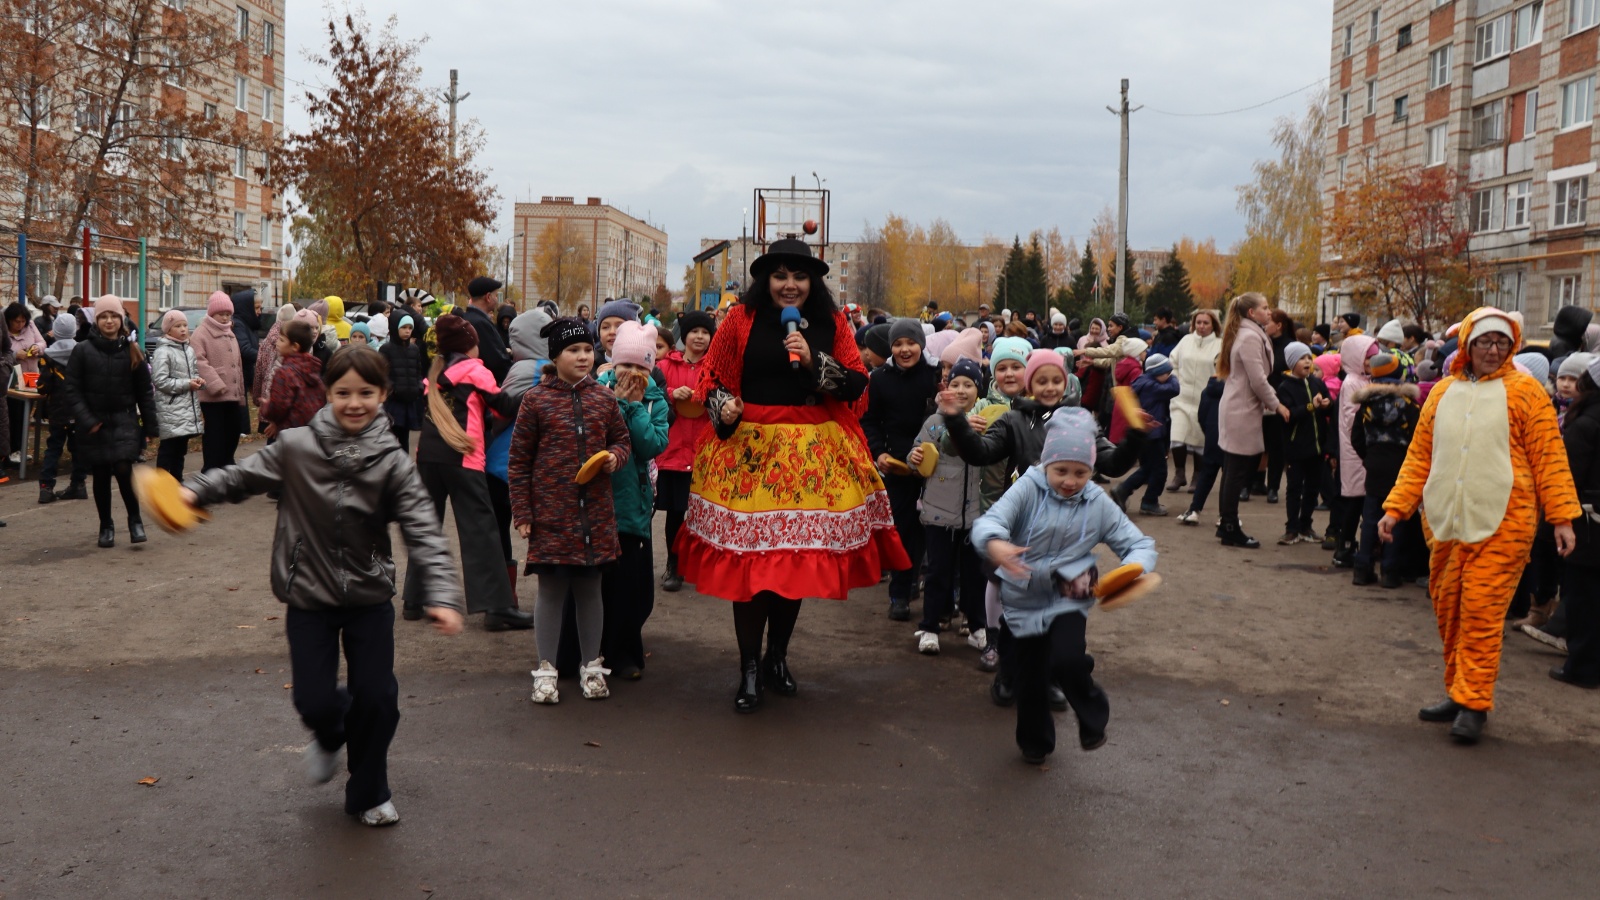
1143, 77, 1328, 118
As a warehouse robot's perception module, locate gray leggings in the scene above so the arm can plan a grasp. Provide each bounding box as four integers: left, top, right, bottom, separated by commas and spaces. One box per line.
535, 569, 603, 664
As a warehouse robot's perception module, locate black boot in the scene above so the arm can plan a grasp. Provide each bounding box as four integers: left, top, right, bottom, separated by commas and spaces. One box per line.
1047, 682, 1068, 712
38, 487, 56, 504
1418, 698, 1462, 722
661, 557, 683, 592
98, 525, 115, 548
57, 482, 87, 500
1450, 708, 1487, 744
762, 654, 797, 696
1380, 569, 1403, 589
128, 520, 147, 544
484, 608, 534, 631
1352, 567, 1377, 586
734, 658, 763, 713
990, 672, 1016, 707
1219, 523, 1260, 549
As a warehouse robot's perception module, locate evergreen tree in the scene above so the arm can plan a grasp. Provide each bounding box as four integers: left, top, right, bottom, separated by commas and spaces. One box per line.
1067, 244, 1099, 314
992, 236, 1027, 311
1145, 246, 1195, 319
1021, 235, 1049, 314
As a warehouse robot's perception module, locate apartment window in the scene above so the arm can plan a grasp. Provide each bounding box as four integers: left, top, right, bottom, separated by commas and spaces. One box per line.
110, 102, 133, 141
1470, 188, 1503, 232
1337, 155, 1349, 187
1514, 2, 1544, 48
263, 22, 274, 55
234, 211, 247, 245
162, 134, 183, 160
1472, 100, 1504, 146
1560, 76, 1595, 129
1366, 80, 1378, 116
1525, 88, 1540, 135
262, 87, 274, 122
260, 216, 271, 250
235, 75, 248, 110
109, 264, 133, 298
1393, 94, 1409, 122
236, 6, 249, 41
1426, 124, 1448, 165
163, 45, 182, 87
1507, 180, 1532, 227
1341, 91, 1351, 126
160, 274, 183, 308
1571, 0, 1600, 34
74, 90, 100, 133
1429, 45, 1452, 89
1343, 23, 1354, 57
1476, 14, 1511, 62
164, 0, 185, 9
1370, 7, 1382, 44
235, 145, 248, 178
1554, 176, 1589, 227
1397, 24, 1413, 49
204, 102, 216, 121
20, 85, 51, 129
1554, 275, 1584, 314
1488, 271, 1526, 312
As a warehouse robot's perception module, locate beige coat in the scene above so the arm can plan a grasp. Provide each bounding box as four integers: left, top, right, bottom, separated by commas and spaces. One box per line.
1219, 319, 1278, 456
1169, 331, 1221, 448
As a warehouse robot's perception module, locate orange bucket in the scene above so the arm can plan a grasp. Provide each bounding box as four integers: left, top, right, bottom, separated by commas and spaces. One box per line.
22, 372, 39, 388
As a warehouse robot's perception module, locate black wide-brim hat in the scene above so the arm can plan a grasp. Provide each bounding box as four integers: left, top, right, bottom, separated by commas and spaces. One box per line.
750, 238, 829, 280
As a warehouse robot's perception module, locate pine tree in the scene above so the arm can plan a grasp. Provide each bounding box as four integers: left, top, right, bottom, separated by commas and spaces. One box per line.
1145, 246, 1195, 319
1021, 235, 1049, 313
1067, 245, 1098, 314
992, 236, 1027, 311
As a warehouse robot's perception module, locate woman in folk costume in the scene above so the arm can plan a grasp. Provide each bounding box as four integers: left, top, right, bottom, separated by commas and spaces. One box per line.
676, 239, 911, 713
1379, 307, 1579, 745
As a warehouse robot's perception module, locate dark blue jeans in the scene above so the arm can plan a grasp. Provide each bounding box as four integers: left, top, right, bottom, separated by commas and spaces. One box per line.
1119, 435, 1169, 508
1011, 614, 1109, 759
918, 526, 986, 633
1355, 492, 1400, 572
885, 475, 925, 602
38, 422, 81, 489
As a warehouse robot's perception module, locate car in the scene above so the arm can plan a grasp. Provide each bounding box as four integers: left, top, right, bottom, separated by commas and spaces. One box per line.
143, 307, 208, 353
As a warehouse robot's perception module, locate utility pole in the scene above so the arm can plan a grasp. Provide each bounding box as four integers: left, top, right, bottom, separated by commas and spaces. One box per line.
442, 69, 470, 161
1106, 78, 1141, 317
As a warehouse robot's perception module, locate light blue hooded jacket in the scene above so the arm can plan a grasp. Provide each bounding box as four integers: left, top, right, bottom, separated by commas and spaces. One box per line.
971, 468, 1157, 637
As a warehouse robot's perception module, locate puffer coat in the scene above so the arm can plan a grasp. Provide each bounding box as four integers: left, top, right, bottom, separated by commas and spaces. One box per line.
150, 337, 204, 438
64, 333, 158, 465
379, 337, 426, 402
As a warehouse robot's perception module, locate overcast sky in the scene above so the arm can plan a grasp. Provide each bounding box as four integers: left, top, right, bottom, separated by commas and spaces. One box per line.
285, 0, 1332, 286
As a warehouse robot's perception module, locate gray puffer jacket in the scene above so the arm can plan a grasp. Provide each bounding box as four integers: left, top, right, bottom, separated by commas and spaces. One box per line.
185, 406, 465, 614
914, 413, 982, 529
150, 337, 204, 439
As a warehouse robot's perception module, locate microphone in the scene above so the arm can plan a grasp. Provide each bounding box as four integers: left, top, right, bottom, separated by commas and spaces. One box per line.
780, 306, 802, 369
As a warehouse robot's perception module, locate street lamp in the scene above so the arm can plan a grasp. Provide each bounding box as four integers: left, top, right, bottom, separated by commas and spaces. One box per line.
741, 207, 748, 288
505, 231, 523, 306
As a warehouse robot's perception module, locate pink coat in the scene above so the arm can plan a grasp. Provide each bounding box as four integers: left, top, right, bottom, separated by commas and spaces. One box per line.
1218, 319, 1279, 456
1336, 335, 1375, 497
191, 314, 244, 403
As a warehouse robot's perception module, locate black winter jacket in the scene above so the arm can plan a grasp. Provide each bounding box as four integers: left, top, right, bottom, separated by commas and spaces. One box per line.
461, 305, 511, 383
1564, 398, 1600, 568
1351, 381, 1420, 494
379, 338, 426, 402
1197, 377, 1225, 466
862, 358, 941, 461
943, 397, 1143, 482
63, 334, 157, 466
1275, 375, 1334, 462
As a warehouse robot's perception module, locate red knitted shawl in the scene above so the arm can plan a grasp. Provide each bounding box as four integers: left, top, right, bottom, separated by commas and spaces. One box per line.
693, 304, 871, 418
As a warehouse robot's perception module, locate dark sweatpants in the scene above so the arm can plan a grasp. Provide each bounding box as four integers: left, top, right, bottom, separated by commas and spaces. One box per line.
1186, 458, 1222, 514
1010, 614, 1110, 759
285, 603, 400, 816
600, 534, 655, 673
1561, 565, 1600, 683
1283, 458, 1321, 533
1119, 436, 1170, 509
918, 526, 986, 634
403, 463, 512, 615
200, 401, 245, 472
885, 475, 925, 602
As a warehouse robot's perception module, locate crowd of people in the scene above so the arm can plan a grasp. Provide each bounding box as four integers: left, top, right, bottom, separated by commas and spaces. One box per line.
4, 263, 1596, 824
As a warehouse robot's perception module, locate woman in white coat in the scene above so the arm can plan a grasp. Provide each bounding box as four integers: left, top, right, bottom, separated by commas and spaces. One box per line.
1167, 309, 1222, 492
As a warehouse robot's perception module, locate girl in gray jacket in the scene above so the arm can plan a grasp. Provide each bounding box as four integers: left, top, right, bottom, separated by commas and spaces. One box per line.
150, 310, 204, 480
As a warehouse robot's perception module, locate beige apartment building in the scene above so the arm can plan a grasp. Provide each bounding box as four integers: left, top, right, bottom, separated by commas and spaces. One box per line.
512, 197, 668, 312
1324, 0, 1600, 332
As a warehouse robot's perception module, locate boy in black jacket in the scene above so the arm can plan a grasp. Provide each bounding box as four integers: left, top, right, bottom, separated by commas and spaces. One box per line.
1351, 352, 1420, 587
1275, 341, 1334, 545
862, 318, 941, 621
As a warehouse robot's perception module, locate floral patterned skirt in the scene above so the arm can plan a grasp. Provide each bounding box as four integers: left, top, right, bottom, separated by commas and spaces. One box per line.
676, 402, 911, 602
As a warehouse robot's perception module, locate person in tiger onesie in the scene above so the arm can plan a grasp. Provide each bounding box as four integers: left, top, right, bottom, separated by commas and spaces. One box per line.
1379, 307, 1579, 745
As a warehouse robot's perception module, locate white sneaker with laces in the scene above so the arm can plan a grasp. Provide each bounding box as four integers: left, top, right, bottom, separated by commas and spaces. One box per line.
579, 657, 611, 700
967, 628, 987, 652
359, 800, 400, 826
1176, 510, 1198, 526
530, 661, 560, 704
916, 630, 940, 655
304, 739, 339, 784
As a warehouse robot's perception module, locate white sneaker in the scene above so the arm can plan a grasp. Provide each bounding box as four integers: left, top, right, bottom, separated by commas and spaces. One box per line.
966, 628, 987, 652
1176, 510, 1198, 526
358, 800, 400, 826
916, 630, 940, 655
304, 739, 339, 784
530, 661, 560, 704
579, 657, 611, 700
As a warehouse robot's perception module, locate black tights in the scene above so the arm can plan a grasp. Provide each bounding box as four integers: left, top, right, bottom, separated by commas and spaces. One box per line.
732, 592, 802, 663
664, 508, 686, 563
93, 461, 140, 528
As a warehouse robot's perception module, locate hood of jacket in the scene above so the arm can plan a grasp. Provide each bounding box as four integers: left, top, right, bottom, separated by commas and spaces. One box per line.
510, 308, 552, 361
1450, 306, 1522, 381
43, 313, 78, 366
307, 404, 399, 473
231, 289, 259, 331
1352, 381, 1420, 404
321, 297, 350, 339
1340, 335, 1375, 377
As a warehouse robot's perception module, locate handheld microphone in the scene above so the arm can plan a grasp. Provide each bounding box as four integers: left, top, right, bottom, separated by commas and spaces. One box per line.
780, 306, 803, 370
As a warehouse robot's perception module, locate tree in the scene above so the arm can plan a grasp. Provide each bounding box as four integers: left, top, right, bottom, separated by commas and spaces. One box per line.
1040, 226, 1072, 296
991, 236, 1026, 312
1021, 235, 1049, 313
1145, 246, 1195, 319
0, 0, 253, 296
291, 214, 369, 300
1066, 244, 1099, 315
1175, 236, 1233, 307
853, 220, 887, 311
529, 218, 593, 312
1324, 162, 1482, 331
1235, 91, 1326, 316
272, 14, 498, 301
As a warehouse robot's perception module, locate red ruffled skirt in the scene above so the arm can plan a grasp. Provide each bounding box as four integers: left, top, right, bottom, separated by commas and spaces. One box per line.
675, 402, 910, 601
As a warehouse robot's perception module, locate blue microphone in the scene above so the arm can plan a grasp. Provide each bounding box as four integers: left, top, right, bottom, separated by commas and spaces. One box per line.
780, 306, 803, 369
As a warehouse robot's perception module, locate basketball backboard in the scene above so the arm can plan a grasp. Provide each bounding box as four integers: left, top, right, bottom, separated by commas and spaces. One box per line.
754, 187, 829, 256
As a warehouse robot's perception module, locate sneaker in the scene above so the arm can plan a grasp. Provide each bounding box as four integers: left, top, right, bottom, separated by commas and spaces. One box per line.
1176, 510, 1199, 526
530, 661, 560, 704
1320, 534, 1338, 551
1300, 528, 1323, 544
38, 487, 56, 504
915, 630, 940, 655
888, 598, 911, 621
978, 644, 999, 673
1266, 489, 1279, 504
579, 657, 611, 700
358, 800, 400, 827
57, 482, 87, 500
1276, 531, 1302, 546
1138, 503, 1168, 517
303, 740, 339, 784
1521, 623, 1568, 653
966, 628, 987, 652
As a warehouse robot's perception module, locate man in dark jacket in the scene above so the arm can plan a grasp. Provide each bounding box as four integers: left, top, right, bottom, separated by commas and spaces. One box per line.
460, 276, 511, 383
231, 288, 261, 398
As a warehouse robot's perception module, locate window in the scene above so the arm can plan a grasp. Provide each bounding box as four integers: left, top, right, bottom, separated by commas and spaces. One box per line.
203, 102, 217, 121
1553, 275, 1583, 314
162, 134, 183, 160
1507, 180, 1532, 227
1560, 76, 1594, 129
1472, 100, 1504, 146
263, 22, 274, 55
1554, 176, 1589, 227
262, 87, 273, 122
110, 102, 133, 141
1366, 80, 1378, 116
1430, 45, 1452, 88
74, 90, 102, 133
1470, 188, 1503, 232
160, 274, 183, 308
1397, 24, 1413, 49
1370, 7, 1382, 44
260, 216, 271, 250
110, 264, 134, 298
1488, 271, 1526, 312
1514, 2, 1544, 48
1337, 155, 1349, 187
1476, 14, 1511, 62
235, 145, 248, 178
1393, 94, 1409, 121
1341, 91, 1351, 126
1525, 88, 1539, 135
1571, 0, 1599, 34
235, 75, 248, 110
236, 6, 249, 41
234, 211, 247, 245
1343, 23, 1354, 57
1426, 124, 1448, 165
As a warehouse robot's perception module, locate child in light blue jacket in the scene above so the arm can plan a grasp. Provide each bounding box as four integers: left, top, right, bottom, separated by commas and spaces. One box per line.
972, 406, 1157, 764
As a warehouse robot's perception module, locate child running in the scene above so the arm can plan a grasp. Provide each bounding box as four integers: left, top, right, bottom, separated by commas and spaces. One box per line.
179, 346, 466, 827
972, 407, 1157, 763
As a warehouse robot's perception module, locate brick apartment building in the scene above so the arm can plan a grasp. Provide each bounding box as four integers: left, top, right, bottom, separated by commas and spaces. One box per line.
511, 197, 667, 313
1324, 0, 1600, 332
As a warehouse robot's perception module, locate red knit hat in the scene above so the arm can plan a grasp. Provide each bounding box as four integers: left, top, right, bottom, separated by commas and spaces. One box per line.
434, 313, 478, 357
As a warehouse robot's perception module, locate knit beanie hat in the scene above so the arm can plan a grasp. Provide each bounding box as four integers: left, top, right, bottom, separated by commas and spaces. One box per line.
207, 290, 232, 316
53, 312, 79, 341
1369, 352, 1400, 380
1284, 341, 1312, 370
433, 313, 478, 358
888, 317, 926, 350
610, 320, 657, 370
862, 323, 892, 360
1414, 359, 1440, 383
1376, 319, 1405, 345
294, 307, 321, 327
350, 321, 371, 341
990, 336, 1032, 370
925, 329, 958, 362
543, 317, 593, 358
1039, 406, 1098, 469
1050, 312, 1067, 327
1341, 312, 1363, 330
939, 327, 984, 366
276, 304, 297, 326
92, 294, 123, 322
160, 308, 189, 334
1315, 352, 1342, 382
1514, 351, 1550, 384
949, 357, 986, 392
1109, 312, 1132, 333
367, 315, 389, 342
1122, 337, 1148, 359
677, 310, 716, 339
1143, 353, 1173, 377
595, 299, 639, 327
1559, 352, 1598, 380
1023, 348, 1068, 391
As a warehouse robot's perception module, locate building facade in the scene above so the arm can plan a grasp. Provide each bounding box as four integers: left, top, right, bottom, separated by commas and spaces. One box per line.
1324, 0, 1600, 333
512, 197, 668, 312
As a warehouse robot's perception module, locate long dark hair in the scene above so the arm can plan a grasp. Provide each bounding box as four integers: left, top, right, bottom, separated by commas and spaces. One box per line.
742, 265, 840, 348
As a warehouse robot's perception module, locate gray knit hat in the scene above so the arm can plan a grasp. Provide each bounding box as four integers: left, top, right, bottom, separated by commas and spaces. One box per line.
1559, 352, 1597, 380
888, 317, 926, 350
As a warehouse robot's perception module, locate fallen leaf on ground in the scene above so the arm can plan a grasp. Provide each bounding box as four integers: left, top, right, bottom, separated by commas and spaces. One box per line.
235, 625, 254, 629
227, 587, 239, 592
255, 668, 266, 674
283, 684, 293, 690
137, 777, 158, 786
265, 616, 278, 621
583, 741, 601, 748
1220, 699, 1231, 706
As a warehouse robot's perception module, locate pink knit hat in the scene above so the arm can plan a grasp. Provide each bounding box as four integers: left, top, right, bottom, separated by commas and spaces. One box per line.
207, 290, 232, 316
161, 309, 189, 333
610, 320, 657, 370
938, 327, 983, 366
91, 294, 123, 322
1023, 348, 1067, 391
294, 307, 322, 326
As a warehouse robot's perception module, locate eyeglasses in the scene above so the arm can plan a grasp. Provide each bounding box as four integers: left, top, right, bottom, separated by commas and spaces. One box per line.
1472, 337, 1513, 351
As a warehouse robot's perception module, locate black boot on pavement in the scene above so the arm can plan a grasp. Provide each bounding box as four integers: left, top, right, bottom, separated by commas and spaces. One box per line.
98, 525, 115, 548
1353, 567, 1377, 586
1450, 708, 1487, 744
484, 608, 534, 631
734, 658, 763, 713
129, 520, 147, 544
1418, 698, 1463, 722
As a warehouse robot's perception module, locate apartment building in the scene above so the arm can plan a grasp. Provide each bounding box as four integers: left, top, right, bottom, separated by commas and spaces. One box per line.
1324, 0, 1600, 332
511, 197, 668, 311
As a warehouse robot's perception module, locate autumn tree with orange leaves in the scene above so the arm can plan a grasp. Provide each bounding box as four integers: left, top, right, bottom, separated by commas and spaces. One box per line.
273, 14, 497, 301
1325, 163, 1483, 331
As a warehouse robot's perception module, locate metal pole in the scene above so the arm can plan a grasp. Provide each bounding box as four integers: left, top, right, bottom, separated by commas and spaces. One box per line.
1107, 79, 1140, 317
82, 225, 92, 302
17, 233, 26, 305
138, 237, 148, 346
